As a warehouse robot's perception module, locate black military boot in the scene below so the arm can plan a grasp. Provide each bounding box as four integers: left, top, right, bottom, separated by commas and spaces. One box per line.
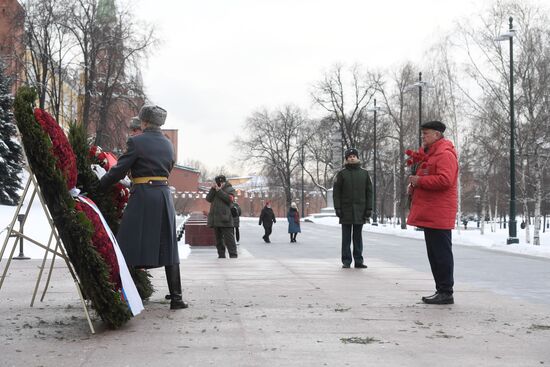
165, 265, 189, 310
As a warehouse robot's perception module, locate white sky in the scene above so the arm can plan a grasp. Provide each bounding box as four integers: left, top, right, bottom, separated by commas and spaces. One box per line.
134, 0, 489, 175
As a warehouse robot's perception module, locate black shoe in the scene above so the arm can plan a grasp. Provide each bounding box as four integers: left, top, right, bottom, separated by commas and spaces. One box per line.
170, 296, 189, 310
354, 263, 368, 269
229, 254, 238, 258
218, 255, 226, 258
421, 292, 439, 301
422, 292, 454, 305
342, 264, 351, 268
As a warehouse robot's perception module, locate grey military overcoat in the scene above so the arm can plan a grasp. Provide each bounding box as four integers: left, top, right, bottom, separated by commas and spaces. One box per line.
100, 128, 179, 268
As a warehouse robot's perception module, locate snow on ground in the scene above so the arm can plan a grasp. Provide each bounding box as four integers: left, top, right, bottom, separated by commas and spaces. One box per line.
2, 194, 549, 260
308, 215, 550, 259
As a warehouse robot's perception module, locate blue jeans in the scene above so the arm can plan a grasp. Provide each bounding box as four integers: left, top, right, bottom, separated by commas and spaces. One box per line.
341, 224, 364, 265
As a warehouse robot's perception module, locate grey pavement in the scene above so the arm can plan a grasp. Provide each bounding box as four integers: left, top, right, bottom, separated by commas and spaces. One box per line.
0, 220, 549, 366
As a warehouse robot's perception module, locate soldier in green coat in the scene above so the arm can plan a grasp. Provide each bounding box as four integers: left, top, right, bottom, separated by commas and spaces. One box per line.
206, 175, 238, 258
333, 148, 373, 269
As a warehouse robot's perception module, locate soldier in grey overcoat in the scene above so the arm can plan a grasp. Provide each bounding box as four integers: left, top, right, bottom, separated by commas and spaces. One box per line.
333, 148, 373, 269
100, 104, 188, 310
206, 175, 238, 258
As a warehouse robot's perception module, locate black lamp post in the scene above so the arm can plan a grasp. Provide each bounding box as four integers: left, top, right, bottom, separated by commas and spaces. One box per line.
13, 214, 30, 260
368, 99, 383, 226
301, 143, 305, 218
408, 72, 433, 147
496, 17, 519, 244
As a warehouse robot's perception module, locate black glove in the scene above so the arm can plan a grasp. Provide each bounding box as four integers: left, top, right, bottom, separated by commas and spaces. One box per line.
364, 210, 372, 219
335, 208, 342, 218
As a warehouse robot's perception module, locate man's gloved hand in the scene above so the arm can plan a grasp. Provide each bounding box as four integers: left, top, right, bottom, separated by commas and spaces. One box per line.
335, 208, 342, 218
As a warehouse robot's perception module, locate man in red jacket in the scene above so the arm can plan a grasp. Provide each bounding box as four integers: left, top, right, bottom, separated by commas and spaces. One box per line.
407, 120, 458, 305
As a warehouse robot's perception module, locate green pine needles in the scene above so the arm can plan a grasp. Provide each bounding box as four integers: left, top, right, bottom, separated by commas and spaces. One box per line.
14, 87, 132, 329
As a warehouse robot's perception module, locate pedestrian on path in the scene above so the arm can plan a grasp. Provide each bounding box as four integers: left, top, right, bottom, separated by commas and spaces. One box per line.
206, 175, 238, 258
100, 104, 188, 310
259, 201, 276, 243
333, 148, 372, 269
287, 202, 301, 243
232, 198, 242, 245
407, 120, 458, 305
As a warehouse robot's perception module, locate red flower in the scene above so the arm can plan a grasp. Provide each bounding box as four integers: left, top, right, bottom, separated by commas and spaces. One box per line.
33, 108, 78, 190
75, 200, 122, 291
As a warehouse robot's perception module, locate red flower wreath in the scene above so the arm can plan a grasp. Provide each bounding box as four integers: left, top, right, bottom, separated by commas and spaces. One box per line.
33, 108, 78, 190
34, 109, 122, 293
74, 201, 121, 290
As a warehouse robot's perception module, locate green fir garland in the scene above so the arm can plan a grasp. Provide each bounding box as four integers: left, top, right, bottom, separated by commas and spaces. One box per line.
14, 87, 132, 329
68, 122, 154, 299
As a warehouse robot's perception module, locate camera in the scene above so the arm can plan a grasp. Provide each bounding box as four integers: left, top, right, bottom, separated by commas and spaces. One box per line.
214, 175, 226, 186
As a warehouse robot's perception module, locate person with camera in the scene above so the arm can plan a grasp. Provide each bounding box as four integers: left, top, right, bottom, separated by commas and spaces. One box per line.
100, 104, 188, 310
206, 175, 238, 258
333, 148, 373, 269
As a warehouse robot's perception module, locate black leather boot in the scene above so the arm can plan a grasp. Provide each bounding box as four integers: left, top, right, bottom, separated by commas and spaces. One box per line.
165, 265, 189, 309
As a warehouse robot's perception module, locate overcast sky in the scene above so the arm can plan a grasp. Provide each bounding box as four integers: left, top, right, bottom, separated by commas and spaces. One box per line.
135, 0, 488, 175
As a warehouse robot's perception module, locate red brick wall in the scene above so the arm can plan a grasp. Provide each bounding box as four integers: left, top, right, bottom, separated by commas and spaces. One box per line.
170, 166, 200, 192
173, 190, 326, 218
0, 0, 24, 93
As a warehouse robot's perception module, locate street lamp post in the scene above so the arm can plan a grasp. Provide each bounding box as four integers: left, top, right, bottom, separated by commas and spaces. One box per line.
368, 99, 383, 226
407, 72, 433, 147
496, 17, 519, 244
301, 143, 305, 218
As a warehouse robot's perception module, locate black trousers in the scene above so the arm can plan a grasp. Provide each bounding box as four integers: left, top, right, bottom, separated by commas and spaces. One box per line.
341, 224, 364, 265
263, 225, 273, 240
424, 228, 454, 294
214, 227, 238, 258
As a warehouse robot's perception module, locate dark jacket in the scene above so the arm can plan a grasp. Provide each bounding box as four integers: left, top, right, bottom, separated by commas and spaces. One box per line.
333, 162, 373, 225
232, 202, 242, 227
206, 183, 236, 228
259, 206, 276, 227
100, 127, 178, 267
287, 207, 301, 233
407, 138, 458, 229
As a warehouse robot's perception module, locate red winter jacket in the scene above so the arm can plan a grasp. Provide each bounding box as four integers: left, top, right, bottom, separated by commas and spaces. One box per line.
406, 138, 458, 230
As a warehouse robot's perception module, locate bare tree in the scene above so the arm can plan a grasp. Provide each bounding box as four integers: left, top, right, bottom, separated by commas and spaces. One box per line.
235, 105, 309, 206
311, 64, 376, 160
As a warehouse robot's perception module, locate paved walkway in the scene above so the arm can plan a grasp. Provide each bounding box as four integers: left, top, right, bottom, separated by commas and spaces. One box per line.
1, 232, 549, 366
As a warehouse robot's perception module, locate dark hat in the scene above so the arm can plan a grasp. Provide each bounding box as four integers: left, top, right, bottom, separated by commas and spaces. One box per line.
139, 104, 167, 126
421, 120, 446, 133
344, 148, 359, 159
214, 175, 226, 185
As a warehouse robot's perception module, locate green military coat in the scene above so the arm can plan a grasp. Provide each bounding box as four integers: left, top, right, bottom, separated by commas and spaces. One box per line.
333, 162, 373, 225
206, 182, 236, 228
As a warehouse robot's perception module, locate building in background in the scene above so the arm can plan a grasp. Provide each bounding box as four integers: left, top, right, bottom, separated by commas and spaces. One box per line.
0, 0, 24, 94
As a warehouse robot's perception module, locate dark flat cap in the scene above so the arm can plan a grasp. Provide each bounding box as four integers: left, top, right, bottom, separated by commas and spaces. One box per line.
344, 147, 359, 159
421, 120, 446, 133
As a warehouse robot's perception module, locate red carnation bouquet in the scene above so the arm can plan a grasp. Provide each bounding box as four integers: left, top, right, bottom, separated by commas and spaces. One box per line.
405, 147, 427, 175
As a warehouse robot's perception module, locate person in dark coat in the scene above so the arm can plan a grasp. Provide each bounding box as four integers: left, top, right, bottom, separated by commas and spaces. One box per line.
100, 104, 188, 310
287, 202, 301, 243
206, 175, 238, 258
407, 120, 458, 305
333, 148, 373, 269
231, 198, 242, 245
259, 201, 276, 243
